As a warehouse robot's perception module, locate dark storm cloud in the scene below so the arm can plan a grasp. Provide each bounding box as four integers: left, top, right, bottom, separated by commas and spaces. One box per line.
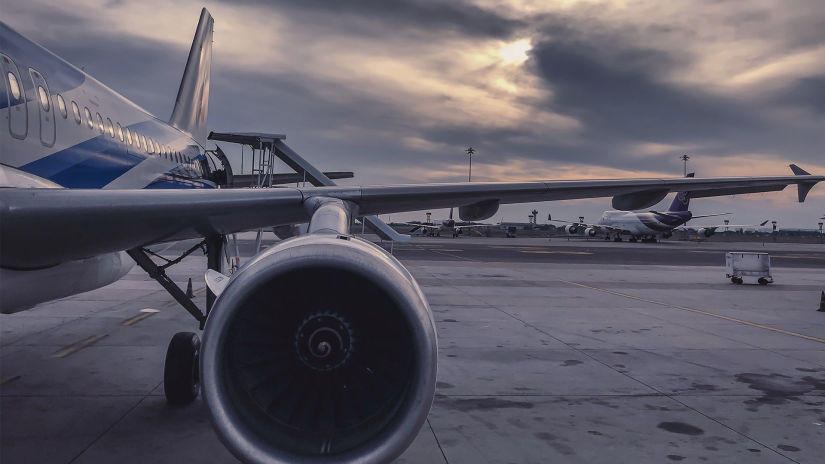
224, 0, 525, 39
519, 13, 825, 172
531, 39, 754, 140
774, 77, 825, 115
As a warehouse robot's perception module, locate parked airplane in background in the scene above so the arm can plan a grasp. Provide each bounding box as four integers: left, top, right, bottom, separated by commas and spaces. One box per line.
1, 9, 823, 464
553, 175, 770, 242
406, 208, 493, 237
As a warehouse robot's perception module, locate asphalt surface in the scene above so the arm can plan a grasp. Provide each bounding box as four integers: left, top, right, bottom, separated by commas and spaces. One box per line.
198, 235, 825, 268
3, 235, 824, 463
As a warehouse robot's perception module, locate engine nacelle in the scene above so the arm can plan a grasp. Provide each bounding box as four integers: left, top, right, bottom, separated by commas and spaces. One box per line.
201, 234, 437, 464
698, 227, 715, 238
565, 224, 579, 234
584, 227, 596, 237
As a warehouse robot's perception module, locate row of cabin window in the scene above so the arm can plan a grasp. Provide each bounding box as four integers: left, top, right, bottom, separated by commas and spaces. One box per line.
6, 71, 201, 172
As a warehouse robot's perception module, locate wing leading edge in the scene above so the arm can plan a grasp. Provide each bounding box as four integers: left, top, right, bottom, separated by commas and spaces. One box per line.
1, 170, 821, 268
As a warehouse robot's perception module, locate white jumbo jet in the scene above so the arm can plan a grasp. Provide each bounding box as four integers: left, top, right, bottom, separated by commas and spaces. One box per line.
553, 174, 775, 242
1, 9, 822, 464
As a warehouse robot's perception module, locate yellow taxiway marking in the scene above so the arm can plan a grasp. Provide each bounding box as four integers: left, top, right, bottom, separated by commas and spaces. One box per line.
521, 250, 593, 255
166, 287, 206, 307
0, 375, 21, 386
192, 286, 207, 296
561, 280, 825, 344
122, 308, 160, 326
52, 334, 108, 358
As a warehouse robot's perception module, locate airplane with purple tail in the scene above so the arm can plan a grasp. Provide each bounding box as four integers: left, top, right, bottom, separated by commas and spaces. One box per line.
553, 173, 773, 242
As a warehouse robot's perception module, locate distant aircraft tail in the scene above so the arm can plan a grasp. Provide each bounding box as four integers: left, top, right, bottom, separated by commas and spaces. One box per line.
169, 8, 213, 143
667, 172, 694, 211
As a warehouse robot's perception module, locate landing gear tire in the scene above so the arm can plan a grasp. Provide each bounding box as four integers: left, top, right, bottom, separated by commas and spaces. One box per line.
164, 332, 200, 405
613, 236, 622, 242
731, 277, 743, 285
758, 277, 769, 285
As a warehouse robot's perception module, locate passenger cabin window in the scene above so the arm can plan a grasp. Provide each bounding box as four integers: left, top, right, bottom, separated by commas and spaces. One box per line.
141, 135, 147, 151
147, 138, 154, 154
6, 72, 21, 100
84, 107, 93, 128
96, 113, 104, 133
71, 101, 80, 123
125, 127, 132, 145
135, 133, 141, 149
116, 123, 123, 141
56, 94, 67, 118
37, 86, 49, 111
2, 55, 28, 140
106, 118, 114, 137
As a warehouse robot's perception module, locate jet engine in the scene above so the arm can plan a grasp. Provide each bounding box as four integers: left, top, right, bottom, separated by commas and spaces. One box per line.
697, 227, 715, 238
201, 234, 437, 464
565, 224, 579, 234
584, 227, 597, 237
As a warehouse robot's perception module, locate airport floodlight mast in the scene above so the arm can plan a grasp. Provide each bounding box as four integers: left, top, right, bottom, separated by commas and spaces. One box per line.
465, 146, 475, 182
680, 154, 690, 176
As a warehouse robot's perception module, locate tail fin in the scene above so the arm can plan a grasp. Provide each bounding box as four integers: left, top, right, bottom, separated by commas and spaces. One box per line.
668, 172, 694, 211
449, 207, 454, 220
169, 8, 213, 143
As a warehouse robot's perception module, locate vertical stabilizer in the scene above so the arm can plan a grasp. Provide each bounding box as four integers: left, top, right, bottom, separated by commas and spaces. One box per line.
169, 8, 213, 143
668, 172, 694, 211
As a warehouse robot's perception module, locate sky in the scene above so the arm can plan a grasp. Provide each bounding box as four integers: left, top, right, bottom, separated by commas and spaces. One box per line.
5, 0, 825, 229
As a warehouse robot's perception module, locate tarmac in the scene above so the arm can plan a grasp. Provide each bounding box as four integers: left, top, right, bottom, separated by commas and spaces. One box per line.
2, 235, 824, 463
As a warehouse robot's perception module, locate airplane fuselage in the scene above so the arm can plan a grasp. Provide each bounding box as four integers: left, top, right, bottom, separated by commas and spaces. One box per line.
0, 20, 215, 312
597, 210, 692, 237
0, 22, 215, 190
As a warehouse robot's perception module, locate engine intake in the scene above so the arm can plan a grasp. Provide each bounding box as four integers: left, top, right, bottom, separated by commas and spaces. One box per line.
201, 235, 437, 464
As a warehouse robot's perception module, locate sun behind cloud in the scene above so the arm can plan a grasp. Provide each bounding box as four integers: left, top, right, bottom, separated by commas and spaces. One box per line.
498, 38, 532, 64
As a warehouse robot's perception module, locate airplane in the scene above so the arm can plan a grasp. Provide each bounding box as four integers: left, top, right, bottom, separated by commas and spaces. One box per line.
405, 208, 494, 237
553, 174, 772, 242
1, 9, 823, 464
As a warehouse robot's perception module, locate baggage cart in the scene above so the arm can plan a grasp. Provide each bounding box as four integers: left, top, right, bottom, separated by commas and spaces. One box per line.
725, 252, 772, 285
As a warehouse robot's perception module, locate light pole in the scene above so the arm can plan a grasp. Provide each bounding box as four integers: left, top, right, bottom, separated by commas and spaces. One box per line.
680, 154, 690, 176
465, 147, 475, 182
818, 222, 823, 244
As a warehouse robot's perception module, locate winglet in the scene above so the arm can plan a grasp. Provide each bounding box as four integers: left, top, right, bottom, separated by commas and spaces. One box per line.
790, 164, 816, 202
759, 220, 769, 226
789, 164, 811, 176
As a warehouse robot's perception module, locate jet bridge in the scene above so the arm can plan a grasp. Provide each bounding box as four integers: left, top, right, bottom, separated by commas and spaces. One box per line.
207, 131, 410, 242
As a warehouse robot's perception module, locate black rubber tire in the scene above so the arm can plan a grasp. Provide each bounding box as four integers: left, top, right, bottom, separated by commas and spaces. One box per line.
164, 332, 200, 405
758, 278, 769, 285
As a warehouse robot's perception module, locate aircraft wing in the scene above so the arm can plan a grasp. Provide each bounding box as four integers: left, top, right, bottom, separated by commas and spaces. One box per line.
679, 220, 771, 231
454, 223, 496, 229
688, 212, 733, 219
1, 169, 821, 268
402, 223, 440, 230
548, 219, 613, 231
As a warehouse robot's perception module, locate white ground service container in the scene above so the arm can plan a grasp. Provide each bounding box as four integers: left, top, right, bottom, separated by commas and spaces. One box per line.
725, 252, 772, 285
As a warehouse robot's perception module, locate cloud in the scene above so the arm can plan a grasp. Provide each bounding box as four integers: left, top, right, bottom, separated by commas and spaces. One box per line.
3, 0, 823, 226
